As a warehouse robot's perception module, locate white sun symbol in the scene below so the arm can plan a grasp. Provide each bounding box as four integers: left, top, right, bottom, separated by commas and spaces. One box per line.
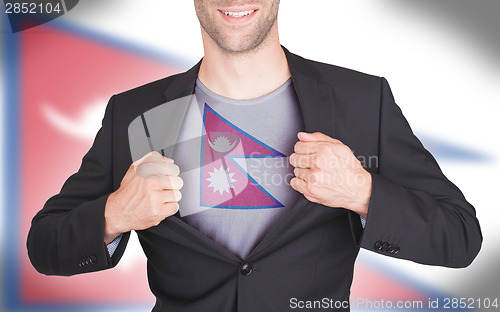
207, 165, 237, 195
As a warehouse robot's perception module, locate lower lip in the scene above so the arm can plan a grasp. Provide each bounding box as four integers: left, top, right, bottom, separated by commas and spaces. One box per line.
218, 10, 258, 24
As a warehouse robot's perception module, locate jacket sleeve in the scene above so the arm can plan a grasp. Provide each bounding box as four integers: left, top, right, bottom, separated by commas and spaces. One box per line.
27, 95, 130, 276
357, 77, 482, 268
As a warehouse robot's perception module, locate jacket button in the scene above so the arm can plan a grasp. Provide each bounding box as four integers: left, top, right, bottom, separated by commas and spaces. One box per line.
392, 245, 400, 254
374, 241, 383, 251
381, 242, 389, 252
89, 256, 97, 265
387, 244, 395, 253
79, 259, 87, 268
240, 263, 253, 276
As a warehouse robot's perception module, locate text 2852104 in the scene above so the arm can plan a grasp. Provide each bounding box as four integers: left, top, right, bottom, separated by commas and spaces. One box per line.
5, 2, 62, 14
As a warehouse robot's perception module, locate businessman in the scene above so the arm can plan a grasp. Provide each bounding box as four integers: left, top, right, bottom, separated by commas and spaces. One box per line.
27, 1, 482, 311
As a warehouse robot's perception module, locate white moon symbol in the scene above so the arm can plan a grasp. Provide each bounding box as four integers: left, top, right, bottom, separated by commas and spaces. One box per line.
208, 136, 238, 153
42, 100, 107, 141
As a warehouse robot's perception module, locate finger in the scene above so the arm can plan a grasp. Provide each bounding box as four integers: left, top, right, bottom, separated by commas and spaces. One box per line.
125, 152, 159, 183
133, 151, 161, 166
290, 176, 304, 191
165, 158, 174, 164
146, 175, 183, 192
158, 190, 182, 203
141, 153, 175, 165
290, 178, 319, 203
162, 176, 184, 190
294, 167, 325, 186
289, 153, 315, 169
136, 162, 178, 178
293, 141, 314, 154
133, 151, 174, 169
136, 162, 180, 178
294, 141, 330, 155
293, 167, 311, 181
165, 163, 180, 176
298, 132, 342, 144
290, 177, 312, 196
161, 202, 180, 217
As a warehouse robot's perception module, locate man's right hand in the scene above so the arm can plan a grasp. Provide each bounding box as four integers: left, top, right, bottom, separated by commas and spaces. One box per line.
103, 151, 183, 244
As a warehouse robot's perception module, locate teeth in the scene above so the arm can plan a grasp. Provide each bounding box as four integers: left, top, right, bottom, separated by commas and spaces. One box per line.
222, 10, 255, 18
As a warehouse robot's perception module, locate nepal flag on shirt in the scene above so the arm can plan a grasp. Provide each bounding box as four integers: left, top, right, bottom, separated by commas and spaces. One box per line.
201, 103, 285, 209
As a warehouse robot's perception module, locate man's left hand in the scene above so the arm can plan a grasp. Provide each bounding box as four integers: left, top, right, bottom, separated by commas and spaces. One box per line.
289, 132, 372, 219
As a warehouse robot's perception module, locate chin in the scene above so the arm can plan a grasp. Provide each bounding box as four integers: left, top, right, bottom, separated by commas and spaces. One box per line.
220, 37, 261, 54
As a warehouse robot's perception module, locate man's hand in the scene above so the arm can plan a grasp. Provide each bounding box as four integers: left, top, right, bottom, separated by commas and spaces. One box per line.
104, 151, 183, 244
289, 132, 372, 219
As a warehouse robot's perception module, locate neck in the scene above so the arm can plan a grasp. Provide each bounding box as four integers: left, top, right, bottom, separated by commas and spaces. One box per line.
198, 25, 291, 100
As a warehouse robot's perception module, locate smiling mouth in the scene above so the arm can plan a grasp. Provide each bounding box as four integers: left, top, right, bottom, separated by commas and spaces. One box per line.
219, 9, 257, 18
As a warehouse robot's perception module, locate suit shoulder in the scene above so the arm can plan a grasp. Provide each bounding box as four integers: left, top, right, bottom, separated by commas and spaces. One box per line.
293, 53, 382, 86
104, 69, 195, 128
108, 68, 196, 123
113, 72, 184, 103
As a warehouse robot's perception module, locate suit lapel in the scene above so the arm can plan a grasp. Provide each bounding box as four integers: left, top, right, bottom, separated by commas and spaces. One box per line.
284, 47, 336, 136
129, 61, 202, 161
157, 61, 202, 158
162, 60, 201, 103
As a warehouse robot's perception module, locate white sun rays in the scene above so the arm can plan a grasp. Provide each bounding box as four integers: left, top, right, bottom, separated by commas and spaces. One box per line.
206, 165, 237, 195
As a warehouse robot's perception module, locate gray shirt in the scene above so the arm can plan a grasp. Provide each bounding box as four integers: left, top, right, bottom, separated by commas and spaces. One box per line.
172, 78, 304, 259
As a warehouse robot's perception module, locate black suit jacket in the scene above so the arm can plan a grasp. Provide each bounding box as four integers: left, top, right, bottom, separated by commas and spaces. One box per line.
27, 47, 482, 311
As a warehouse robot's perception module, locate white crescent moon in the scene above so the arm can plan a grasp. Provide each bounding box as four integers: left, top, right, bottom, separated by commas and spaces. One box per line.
208, 137, 237, 153
42, 100, 106, 141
